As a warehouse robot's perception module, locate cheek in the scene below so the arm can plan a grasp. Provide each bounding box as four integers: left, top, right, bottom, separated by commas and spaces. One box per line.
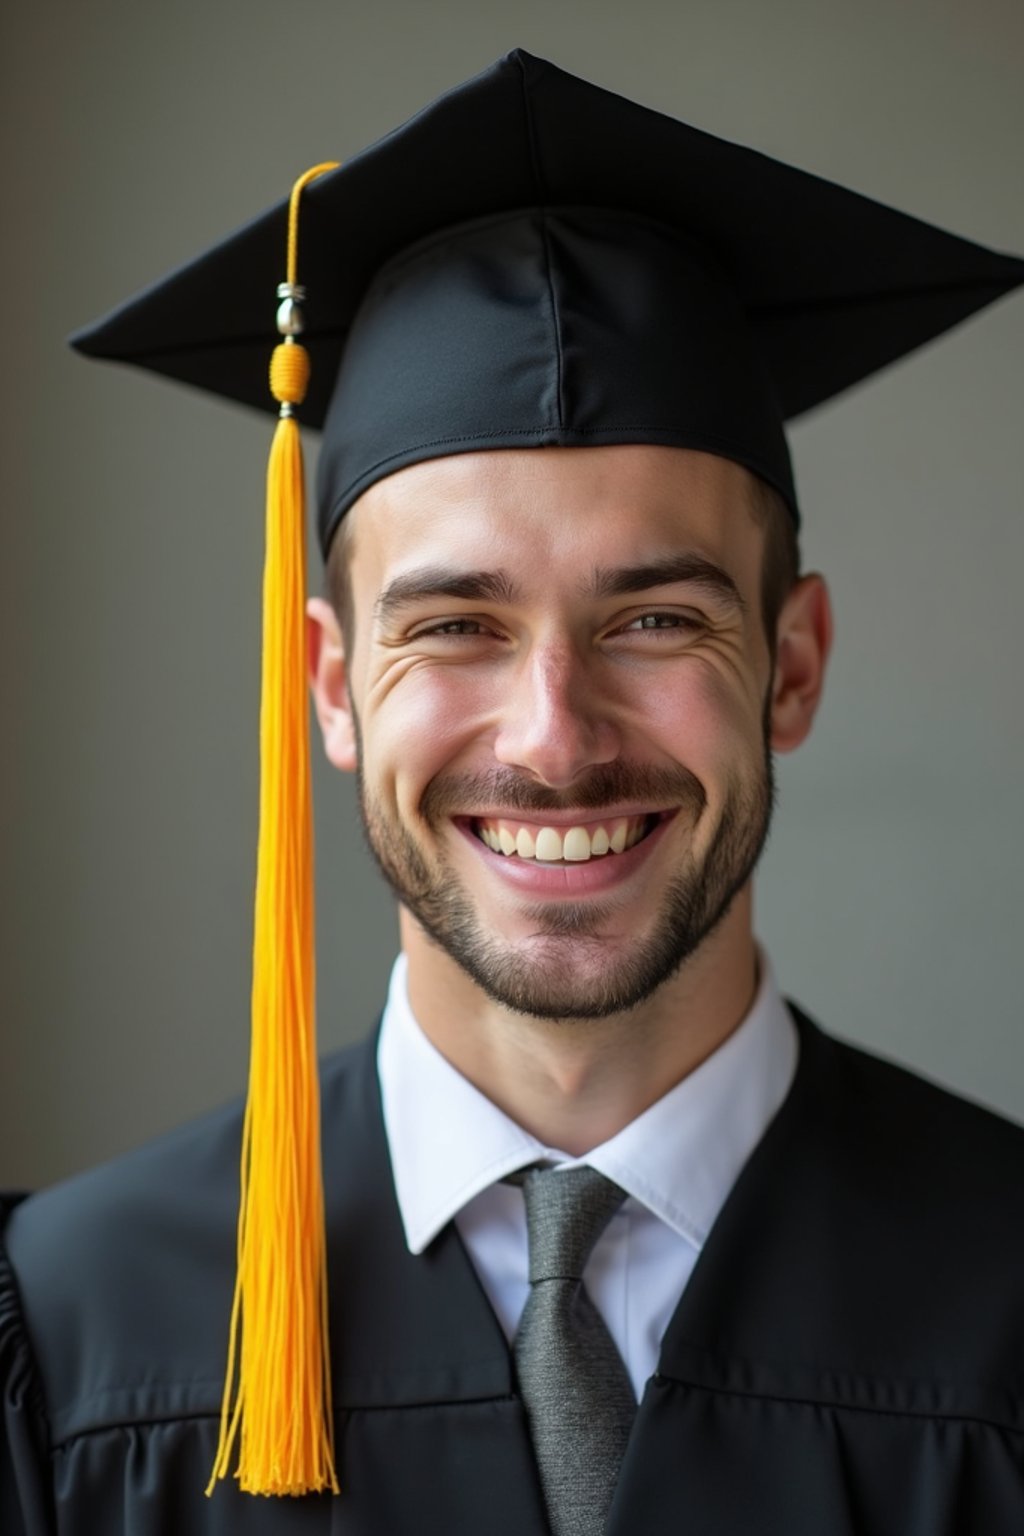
643, 663, 763, 770
368, 667, 494, 801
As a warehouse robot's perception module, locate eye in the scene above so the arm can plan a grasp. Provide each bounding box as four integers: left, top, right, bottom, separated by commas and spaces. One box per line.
427, 619, 477, 636
618, 610, 703, 634
630, 613, 682, 630
412, 617, 495, 638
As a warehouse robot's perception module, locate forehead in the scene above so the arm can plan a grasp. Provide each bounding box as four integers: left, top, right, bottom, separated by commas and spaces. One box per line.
344, 444, 766, 591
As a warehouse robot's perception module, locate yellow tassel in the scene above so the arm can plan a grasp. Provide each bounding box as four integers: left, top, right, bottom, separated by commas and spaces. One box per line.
207, 161, 340, 1499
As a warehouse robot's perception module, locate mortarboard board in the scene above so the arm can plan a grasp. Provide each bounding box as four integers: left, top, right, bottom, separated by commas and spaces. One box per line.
70, 48, 1024, 1500
73, 48, 1024, 545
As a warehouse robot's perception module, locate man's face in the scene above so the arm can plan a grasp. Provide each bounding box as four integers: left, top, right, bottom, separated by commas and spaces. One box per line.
317, 446, 795, 1021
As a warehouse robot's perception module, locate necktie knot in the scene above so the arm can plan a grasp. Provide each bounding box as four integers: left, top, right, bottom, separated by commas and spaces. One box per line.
520, 1165, 627, 1285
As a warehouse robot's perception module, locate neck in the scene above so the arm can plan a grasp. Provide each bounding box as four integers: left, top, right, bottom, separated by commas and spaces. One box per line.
399, 892, 759, 1156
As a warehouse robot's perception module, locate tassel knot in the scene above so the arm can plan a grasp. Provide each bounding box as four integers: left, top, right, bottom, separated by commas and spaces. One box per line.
270, 340, 311, 407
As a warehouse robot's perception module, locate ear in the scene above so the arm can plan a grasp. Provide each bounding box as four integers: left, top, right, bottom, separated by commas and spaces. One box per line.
769, 573, 833, 753
307, 596, 358, 772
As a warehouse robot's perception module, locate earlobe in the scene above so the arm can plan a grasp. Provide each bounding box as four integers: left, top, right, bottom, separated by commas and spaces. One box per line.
769, 573, 833, 753
307, 597, 358, 772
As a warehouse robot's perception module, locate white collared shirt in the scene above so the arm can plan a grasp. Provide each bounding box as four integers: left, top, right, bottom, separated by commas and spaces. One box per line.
377, 950, 797, 1400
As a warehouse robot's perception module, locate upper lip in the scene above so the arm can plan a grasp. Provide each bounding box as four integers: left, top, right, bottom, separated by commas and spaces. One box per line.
459, 807, 676, 826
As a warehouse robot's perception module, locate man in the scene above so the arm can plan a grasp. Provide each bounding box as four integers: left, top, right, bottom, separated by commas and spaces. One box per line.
3, 49, 1024, 1535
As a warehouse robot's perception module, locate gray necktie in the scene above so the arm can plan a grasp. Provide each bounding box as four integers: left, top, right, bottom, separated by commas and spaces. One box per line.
513, 1165, 637, 1536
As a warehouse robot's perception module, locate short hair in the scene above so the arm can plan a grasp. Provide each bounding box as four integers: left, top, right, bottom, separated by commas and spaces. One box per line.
325, 466, 801, 661
749, 475, 801, 647
325, 509, 357, 662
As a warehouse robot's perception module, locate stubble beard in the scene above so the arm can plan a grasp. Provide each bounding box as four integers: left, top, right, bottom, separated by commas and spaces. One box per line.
353, 728, 776, 1023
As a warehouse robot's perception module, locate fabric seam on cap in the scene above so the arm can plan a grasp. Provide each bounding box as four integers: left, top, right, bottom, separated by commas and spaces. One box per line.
517, 52, 565, 430
539, 215, 566, 430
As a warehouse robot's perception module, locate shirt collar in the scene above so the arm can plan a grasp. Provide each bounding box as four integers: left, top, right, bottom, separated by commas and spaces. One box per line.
378, 949, 797, 1256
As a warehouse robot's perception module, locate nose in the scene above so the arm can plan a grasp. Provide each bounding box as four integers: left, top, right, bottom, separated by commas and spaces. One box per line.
492, 641, 621, 788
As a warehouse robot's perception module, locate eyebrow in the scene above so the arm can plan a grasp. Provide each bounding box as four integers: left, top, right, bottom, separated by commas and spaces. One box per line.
373, 552, 745, 626
588, 554, 745, 610
374, 566, 521, 626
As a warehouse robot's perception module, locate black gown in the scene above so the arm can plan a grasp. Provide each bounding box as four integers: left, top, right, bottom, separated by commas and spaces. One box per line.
3, 1008, 1024, 1534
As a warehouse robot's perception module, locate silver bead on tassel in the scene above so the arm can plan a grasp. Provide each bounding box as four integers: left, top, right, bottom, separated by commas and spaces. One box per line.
276, 281, 307, 337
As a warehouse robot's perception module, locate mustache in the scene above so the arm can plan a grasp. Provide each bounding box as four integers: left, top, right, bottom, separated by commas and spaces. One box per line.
420, 764, 706, 822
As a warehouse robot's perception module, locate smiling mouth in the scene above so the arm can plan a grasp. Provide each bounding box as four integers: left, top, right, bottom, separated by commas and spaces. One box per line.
467, 811, 669, 864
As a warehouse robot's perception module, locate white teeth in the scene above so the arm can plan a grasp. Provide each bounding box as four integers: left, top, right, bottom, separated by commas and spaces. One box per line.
562, 827, 591, 862
535, 827, 563, 862
477, 814, 655, 861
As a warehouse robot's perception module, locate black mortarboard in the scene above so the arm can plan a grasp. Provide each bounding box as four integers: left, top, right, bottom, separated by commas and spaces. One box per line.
72, 48, 1023, 545
68, 49, 1023, 1502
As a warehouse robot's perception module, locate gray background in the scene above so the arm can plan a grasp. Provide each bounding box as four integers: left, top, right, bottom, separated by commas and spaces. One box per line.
2, 0, 1022, 1190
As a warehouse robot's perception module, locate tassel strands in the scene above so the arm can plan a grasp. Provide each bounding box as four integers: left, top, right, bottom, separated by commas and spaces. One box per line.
207, 161, 340, 1499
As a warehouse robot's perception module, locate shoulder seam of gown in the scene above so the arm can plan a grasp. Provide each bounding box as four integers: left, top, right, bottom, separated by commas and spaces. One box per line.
46, 1394, 525, 1452
653, 1375, 1024, 1436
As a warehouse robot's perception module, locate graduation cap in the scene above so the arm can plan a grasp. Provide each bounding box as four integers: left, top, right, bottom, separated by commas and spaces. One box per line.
71, 48, 1024, 1500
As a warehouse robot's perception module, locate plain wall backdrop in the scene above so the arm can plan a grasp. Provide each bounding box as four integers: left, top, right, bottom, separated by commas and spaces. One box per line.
2, 0, 1022, 1188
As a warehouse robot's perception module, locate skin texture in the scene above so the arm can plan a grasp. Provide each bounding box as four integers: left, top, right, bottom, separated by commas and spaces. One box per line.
308, 446, 831, 1154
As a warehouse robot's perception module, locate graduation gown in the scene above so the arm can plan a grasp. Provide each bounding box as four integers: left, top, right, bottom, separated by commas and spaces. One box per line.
4, 1008, 1024, 1534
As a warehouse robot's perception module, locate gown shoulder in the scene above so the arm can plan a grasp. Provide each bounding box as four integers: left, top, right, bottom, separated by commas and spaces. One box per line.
3, 1040, 371, 1448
